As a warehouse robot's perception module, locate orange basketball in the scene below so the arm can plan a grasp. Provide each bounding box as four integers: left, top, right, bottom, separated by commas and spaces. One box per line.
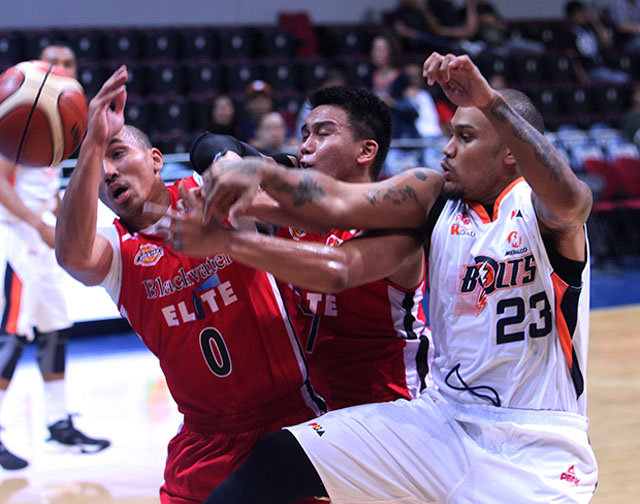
0, 60, 88, 167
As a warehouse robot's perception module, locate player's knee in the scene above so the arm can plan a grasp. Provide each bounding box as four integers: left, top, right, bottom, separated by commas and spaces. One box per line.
0, 333, 27, 380
36, 328, 70, 375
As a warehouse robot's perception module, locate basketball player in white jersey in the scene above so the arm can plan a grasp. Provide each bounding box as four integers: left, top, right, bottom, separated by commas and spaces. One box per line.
0, 42, 109, 470
199, 52, 598, 503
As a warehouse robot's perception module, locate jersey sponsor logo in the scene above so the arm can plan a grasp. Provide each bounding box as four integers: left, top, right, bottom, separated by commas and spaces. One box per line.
308, 422, 325, 437
459, 254, 537, 313
326, 233, 344, 247
450, 212, 476, 237
510, 209, 523, 219
560, 465, 580, 486
505, 231, 528, 256
142, 255, 232, 299
134, 244, 164, 266
291, 228, 307, 239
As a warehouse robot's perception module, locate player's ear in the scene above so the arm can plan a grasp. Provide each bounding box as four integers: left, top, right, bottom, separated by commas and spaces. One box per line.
151, 147, 163, 173
504, 147, 516, 167
358, 139, 378, 165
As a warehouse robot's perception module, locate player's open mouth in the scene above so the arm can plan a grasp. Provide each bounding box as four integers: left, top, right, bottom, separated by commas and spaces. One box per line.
110, 184, 129, 204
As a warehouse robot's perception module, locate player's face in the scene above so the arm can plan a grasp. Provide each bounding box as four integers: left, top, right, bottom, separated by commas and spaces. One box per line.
297, 105, 364, 182
441, 107, 509, 204
40, 46, 77, 79
99, 129, 163, 225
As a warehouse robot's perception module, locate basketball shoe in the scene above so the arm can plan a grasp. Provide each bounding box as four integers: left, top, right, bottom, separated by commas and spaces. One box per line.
0, 439, 28, 470
46, 414, 110, 454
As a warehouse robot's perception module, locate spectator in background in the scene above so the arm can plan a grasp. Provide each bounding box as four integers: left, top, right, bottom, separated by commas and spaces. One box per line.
250, 112, 296, 156
426, 0, 485, 55
565, 0, 631, 85
390, 0, 458, 54
364, 33, 418, 140
403, 62, 443, 137
622, 83, 640, 146
238, 80, 275, 142
475, 0, 545, 55
610, 0, 640, 51
208, 94, 241, 138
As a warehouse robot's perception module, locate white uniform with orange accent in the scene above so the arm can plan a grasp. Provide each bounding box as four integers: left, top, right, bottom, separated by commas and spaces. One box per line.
286, 179, 598, 503
0, 165, 71, 339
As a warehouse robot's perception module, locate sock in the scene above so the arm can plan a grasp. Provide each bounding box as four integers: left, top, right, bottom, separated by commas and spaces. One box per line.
43, 379, 67, 426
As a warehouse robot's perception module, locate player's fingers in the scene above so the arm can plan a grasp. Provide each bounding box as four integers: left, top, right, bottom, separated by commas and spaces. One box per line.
113, 85, 127, 115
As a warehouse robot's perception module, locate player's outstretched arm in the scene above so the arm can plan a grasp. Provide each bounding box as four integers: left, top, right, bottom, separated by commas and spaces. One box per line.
56, 66, 128, 285
424, 52, 592, 260
155, 201, 424, 293
203, 157, 443, 231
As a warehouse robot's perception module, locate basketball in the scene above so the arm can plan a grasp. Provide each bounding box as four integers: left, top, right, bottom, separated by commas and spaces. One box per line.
0, 60, 88, 167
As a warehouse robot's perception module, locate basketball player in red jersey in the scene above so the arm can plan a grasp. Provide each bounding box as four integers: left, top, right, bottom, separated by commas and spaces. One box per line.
181, 86, 434, 410
55, 66, 325, 504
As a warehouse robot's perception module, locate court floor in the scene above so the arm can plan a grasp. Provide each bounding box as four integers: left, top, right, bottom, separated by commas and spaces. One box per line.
0, 304, 637, 503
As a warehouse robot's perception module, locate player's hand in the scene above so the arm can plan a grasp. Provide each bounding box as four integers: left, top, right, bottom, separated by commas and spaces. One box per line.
201, 153, 264, 226
423, 53, 496, 110
86, 65, 128, 146
36, 221, 56, 249
144, 200, 231, 257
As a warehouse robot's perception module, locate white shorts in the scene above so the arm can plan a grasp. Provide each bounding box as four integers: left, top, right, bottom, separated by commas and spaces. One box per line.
0, 219, 71, 339
287, 389, 598, 504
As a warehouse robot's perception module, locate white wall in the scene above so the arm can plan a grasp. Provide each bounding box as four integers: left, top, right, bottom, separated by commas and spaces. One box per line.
2, 0, 565, 29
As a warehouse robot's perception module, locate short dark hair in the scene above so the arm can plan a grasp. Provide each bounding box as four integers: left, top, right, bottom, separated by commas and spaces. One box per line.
498, 88, 545, 134
124, 125, 153, 149
308, 86, 392, 179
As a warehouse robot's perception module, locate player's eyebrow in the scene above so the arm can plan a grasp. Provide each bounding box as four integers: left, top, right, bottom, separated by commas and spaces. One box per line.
107, 137, 124, 146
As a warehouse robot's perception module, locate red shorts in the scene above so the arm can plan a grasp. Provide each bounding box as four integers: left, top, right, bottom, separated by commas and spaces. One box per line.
159, 406, 326, 504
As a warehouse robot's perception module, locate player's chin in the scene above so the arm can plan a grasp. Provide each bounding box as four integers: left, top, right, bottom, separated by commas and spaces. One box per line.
442, 182, 464, 201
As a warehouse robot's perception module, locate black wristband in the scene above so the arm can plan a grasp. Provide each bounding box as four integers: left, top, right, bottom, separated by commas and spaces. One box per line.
189, 132, 262, 174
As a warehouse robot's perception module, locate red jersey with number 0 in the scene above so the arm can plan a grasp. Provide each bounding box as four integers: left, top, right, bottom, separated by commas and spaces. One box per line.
112, 178, 324, 431
278, 227, 432, 410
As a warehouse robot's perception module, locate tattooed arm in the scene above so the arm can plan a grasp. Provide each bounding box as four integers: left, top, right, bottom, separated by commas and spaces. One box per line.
203, 156, 443, 231
423, 52, 592, 261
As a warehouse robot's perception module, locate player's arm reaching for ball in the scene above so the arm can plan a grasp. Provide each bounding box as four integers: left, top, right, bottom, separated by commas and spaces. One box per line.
202, 157, 443, 232
0, 157, 56, 247
423, 52, 592, 261
55, 66, 128, 285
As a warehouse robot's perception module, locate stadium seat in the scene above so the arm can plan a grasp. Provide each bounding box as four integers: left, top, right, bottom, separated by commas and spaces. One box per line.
150, 97, 193, 134
223, 59, 261, 93
103, 61, 147, 97
22, 31, 56, 60
299, 58, 331, 92
322, 25, 371, 57
77, 63, 107, 99
545, 51, 575, 84
123, 97, 151, 132
142, 29, 180, 60
256, 27, 295, 58
261, 58, 299, 92
146, 61, 185, 97
338, 56, 370, 87
104, 30, 142, 60
218, 28, 254, 59
0, 32, 23, 64
181, 29, 217, 59
184, 60, 224, 96
512, 54, 544, 85
67, 31, 104, 62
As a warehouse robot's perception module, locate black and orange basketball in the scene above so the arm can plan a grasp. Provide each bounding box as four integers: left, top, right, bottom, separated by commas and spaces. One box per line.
0, 60, 88, 167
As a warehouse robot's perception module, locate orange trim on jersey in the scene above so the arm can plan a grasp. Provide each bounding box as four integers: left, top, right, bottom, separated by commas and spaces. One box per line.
551, 272, 573, 369
492, 177, 525, 221
5, 271, 23, 334
466, 177, 525, 223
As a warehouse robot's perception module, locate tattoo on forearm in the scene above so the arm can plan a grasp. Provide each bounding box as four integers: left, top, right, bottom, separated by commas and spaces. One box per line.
265, 173, 326, 206
490, 99, 564, 180
364, 184, 419, 207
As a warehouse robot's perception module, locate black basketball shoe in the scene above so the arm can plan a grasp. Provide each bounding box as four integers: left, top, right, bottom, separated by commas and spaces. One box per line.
46, 414, 110, 454
0, 439, 28, 470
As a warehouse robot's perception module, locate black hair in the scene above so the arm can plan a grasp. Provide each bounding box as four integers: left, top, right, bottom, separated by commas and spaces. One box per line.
498, 88, 545, 134
124, 125, 153, 149
308, 86, 392, 180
